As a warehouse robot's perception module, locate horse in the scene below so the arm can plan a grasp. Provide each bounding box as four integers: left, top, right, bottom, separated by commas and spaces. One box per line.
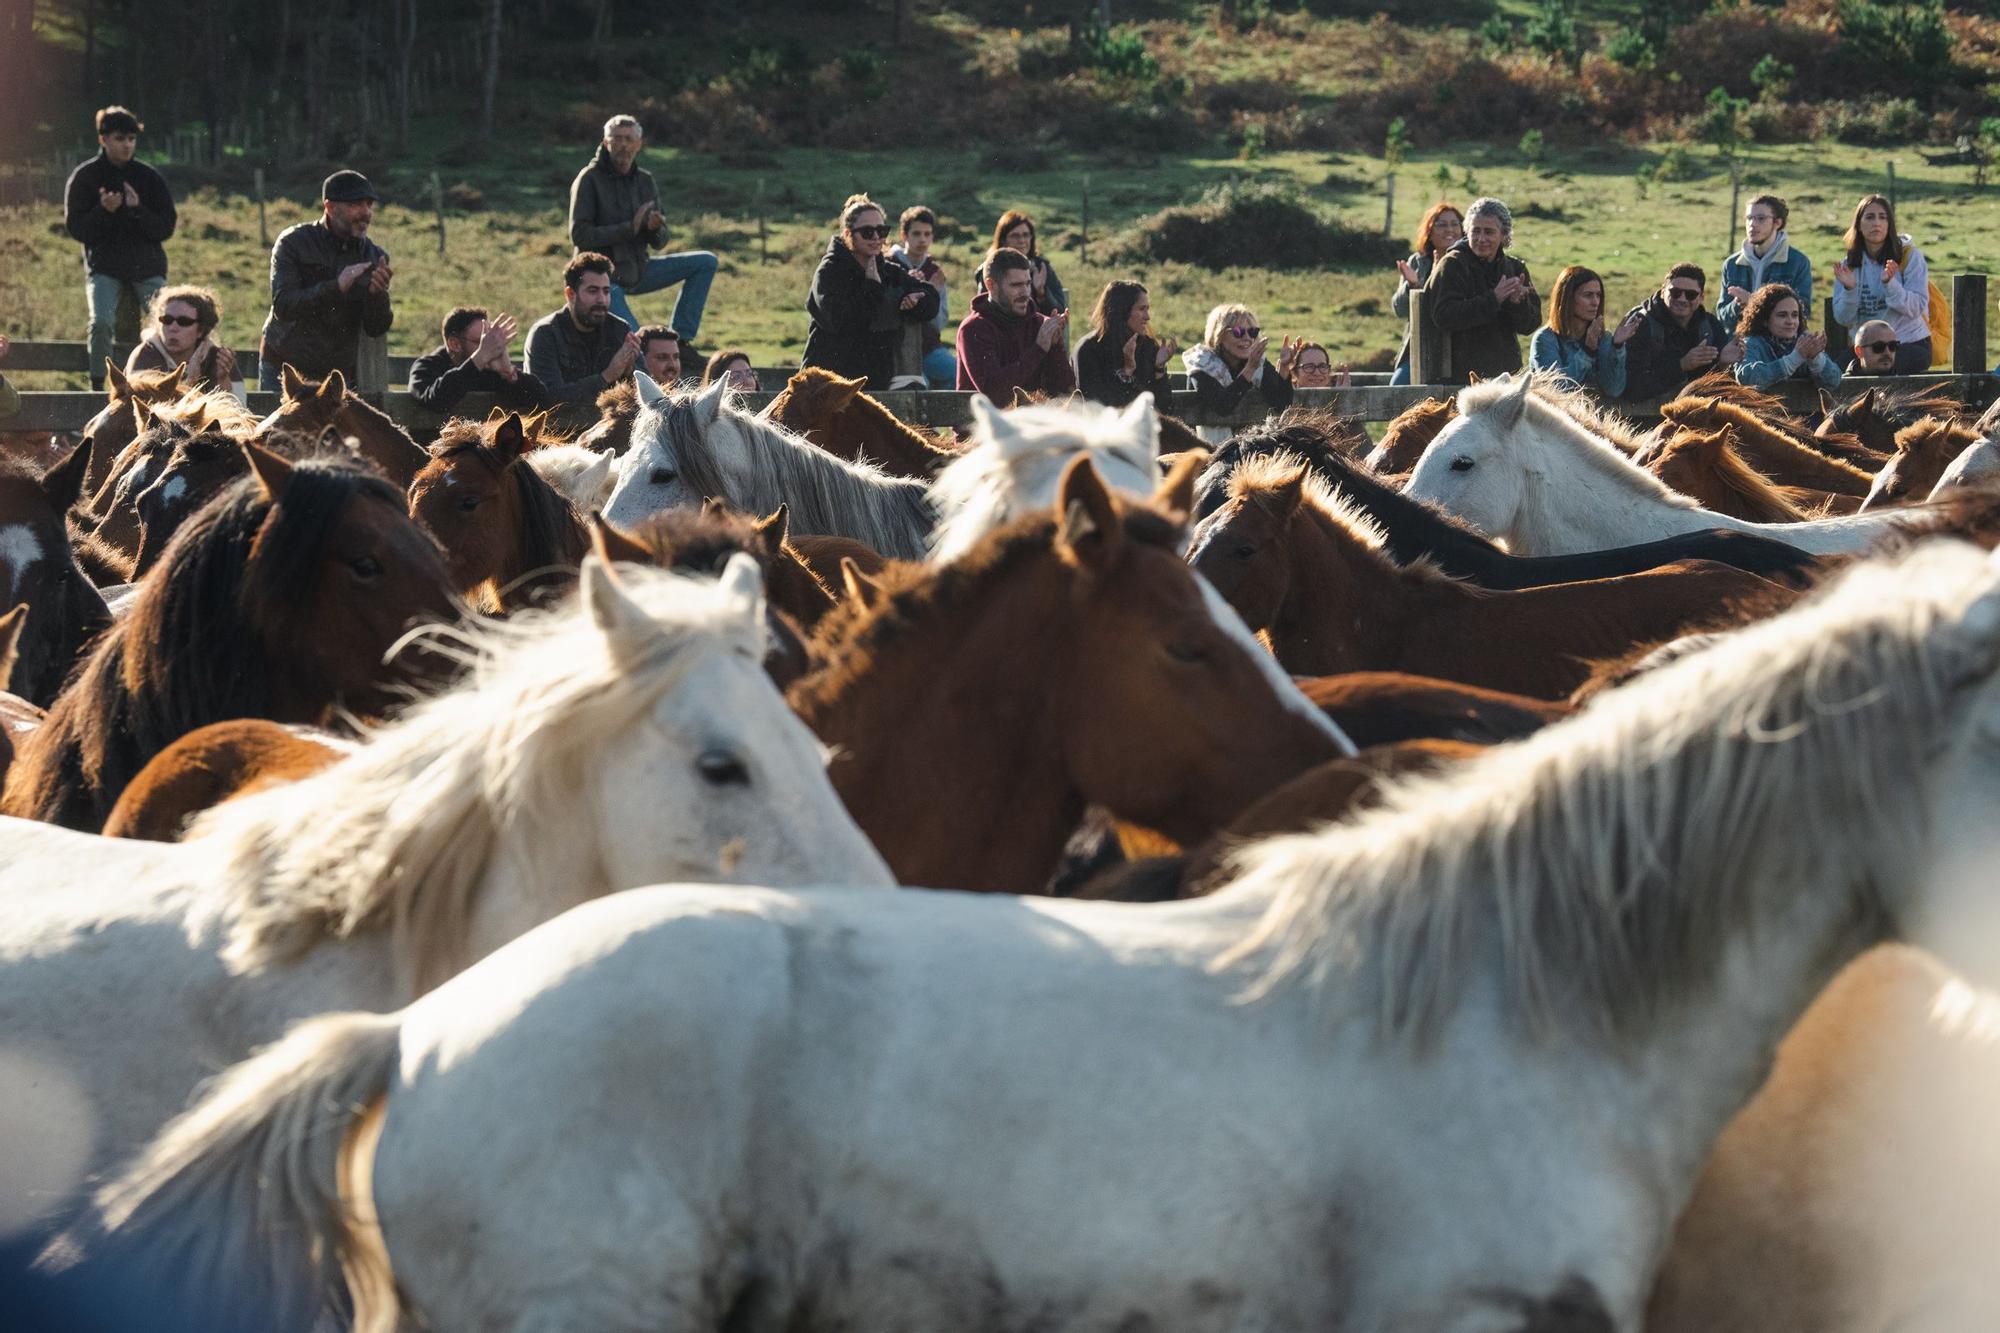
1654, 393, 1877, 495
84, 537, 2000, 1333
258, 367, 430, 489
1640, 426, 1851, 523
1932, 436, 2000, 498
789, 453, 1355, 893
1406, 373, 1923, 557
1195, 413, 1819, 589
0, 555, 895, 1272
73, 362, 191, 500
1190, 454, 1793, 697
100, 718, 350, 841
927, 394, 1165, 564
1819, 383, 1965, 457
2, 446, 460, 831
765, 366, 963, 478
79, 390, 260, 572
0, 604, 25, 784
127, 422, 334, 580
1296, 671, 1569, 748
573, 377, 641, 455
1861, 416, 1985, 511
407, 414, 590, 612
0, 444, 112, 707
605, 374, 936, 560
1365, 396, 1457, 474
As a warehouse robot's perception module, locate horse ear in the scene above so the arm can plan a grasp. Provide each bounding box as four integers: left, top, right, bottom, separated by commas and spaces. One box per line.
700, 496, 731, 519
0, 603, 25, 677
1151, 448, 1211, 518
1119, 392, 1161, 460
1857, 387, 1877, 417
490, 414, 530, 465
968, 395, 1015, 447
588, 511, 653, 567
129, 399, 155, 436
160, 362, 186, 394
717, 550, 767, 616
839, 556, 888, 612
1493, 372, 1533, 429
1817, 388, 1839, 420
105, 360, 131, 400
754, 503, 791, 547
239, 438, 295, 501
40, 437, 92, 514
580, 555, 660, 660
634, 370, 666, 408
1054, 455, 1123, 572
826, 376, 865, 410
280, 364, 307, 401
316, 371, 346, 405
695, 374, 729, 424
1263, 465, 1309, 521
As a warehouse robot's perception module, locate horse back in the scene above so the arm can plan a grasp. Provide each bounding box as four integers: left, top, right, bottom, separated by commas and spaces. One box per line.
101, 719, 345, 842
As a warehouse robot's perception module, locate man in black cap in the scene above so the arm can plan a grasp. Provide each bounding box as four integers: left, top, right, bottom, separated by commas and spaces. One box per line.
258, 169, 394, 391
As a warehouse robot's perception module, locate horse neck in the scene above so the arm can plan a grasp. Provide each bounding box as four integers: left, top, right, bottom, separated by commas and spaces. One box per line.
1272, 505, 1417, 676
495, 464, 587, 609
728, 417, 935, 560
846, 397, 952, 475
336, 404, 426, 489
1750, 425, 1875, 491
1512, 417, 1758, 553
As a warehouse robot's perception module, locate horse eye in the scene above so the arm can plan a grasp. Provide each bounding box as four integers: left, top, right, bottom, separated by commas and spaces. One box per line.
348, 555, 383, 581
696, 748, 751, 786
456, 493, 481, 513
1232, 544, 1256, 560
1168, 642, 1211, 665
1450, 456, 1476, 472
649, 467, 677, 487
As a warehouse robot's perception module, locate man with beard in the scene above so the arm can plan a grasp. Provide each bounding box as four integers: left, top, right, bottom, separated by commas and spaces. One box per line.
525, 252, 641, 406
257, 169, 393, 390
955, 247, 1075, 403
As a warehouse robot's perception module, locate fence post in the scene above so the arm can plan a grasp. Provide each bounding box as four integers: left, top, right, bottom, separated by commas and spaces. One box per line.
254, 168, 268, 248
1953, 273, 1988, 376
1408, 288, 1428, 385
1080, 175, 1090, 266
431, 171, 446, 256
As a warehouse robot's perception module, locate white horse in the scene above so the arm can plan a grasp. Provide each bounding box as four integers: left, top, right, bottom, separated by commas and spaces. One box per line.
604, 374, 935, 558
1930, 437, 2000, 498
0, 554, 891, 1242
523, 442, 616, 513
926, 394, 1164, 563
85, 539, 2000, 1333
1405, 373, 1921, 556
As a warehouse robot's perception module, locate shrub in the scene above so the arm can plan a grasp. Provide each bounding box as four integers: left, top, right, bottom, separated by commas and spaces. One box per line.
1076, 16, 1161, 82
1112, 182, 1402, 270
1837, 0, 1955, 98
1823, 96, 1931, 143
1523, 0, 1582, 70
1519, 127, 1547, 168
1605, 30, 1657, 70
1750, 53, 1795, 100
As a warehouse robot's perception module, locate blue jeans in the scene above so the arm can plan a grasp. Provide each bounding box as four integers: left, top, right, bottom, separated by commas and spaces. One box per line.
609, 252, 718, 343
86, 272, 163, 385
1389, 358, 1412, 386
923, 346, 957, 389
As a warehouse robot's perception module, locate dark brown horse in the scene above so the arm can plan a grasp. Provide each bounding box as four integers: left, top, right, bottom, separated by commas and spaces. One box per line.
1367, 396, 1457, 474
260, 367, 430, 489
1190, 454, 1796, 698
789, 455, 1352, 894
1817, 384, 1964, 458
1643, 427, 1848, 523
75, 362, 190, 500
2, 444, 459, 831
1861, 417, 1984, 510
1655, 394, 1877, 496
407, 414, 589, 611
100, 717, 347, 841
766, 366, 962, 478
80, 389, 261, 576
0, 604, 27, 787
1296, 671, 1569, 748
573, 378, 642, 455
0, 444, 112, 707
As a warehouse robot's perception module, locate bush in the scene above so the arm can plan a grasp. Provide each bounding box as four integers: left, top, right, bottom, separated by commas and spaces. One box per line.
1076, 16, 1160, 83
1605, 30, 1657, 70
1112, 182, 1402, 270
1823, 96, 1932, 143
1655, 143, 1701, 180
1837, 0, 1955, 98
1523, 0, 1582, 69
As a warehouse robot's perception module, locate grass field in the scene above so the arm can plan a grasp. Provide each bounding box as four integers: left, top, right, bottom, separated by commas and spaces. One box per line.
1, 137, 1987, 390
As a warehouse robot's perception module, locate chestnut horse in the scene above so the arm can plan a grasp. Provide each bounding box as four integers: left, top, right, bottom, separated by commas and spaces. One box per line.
407, 414, 589, 611
0, 443, 112, 706
788, 454, 1355, 893
259, 367, 430, 489
100, 717, 349, 841
1191, 454, 1795, 698
2, 445, 459, 830
75, 362, 191, 499
573, 377, 643, 455
1655, 394, 1877, 496
1862, 416, 1985, 511
1366, 396, 1457, 474
765, 366, 962, 478
1642, 427, 1852, 522
1296, 671, 1569, 748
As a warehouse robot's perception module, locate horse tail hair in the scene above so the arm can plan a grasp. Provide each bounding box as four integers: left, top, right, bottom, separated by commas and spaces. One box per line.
55, 1009, 405, 1333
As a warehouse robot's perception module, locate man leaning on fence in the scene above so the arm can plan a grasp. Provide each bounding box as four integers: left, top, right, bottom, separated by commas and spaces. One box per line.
63, 106, 177, 393
257, 170, 394, 391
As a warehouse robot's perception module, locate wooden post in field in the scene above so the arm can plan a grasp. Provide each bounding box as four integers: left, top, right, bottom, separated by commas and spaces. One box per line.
254, 168, 268, 248
1384, 173, 1396, 241
1953, 274, 1988, 375
1886, 159, 1897, 211
756, 179, 768, 266
430, 171, 446, 255
1408, 288, 1428, 385
1725, 159, 1741, 266
1080, 175, 1091, 265
1824, 297, 1847, 359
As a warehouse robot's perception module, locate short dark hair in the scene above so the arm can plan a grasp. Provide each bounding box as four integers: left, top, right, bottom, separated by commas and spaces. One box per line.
564, 252, 613, 290
1665, 262, 1706, 291
637, 325, 679, 353
985, 247, 1033, 285
96, 106, 143, 136
442, 306, 488, 342
900, 205, 937, 234
1748, 193, 1788, 227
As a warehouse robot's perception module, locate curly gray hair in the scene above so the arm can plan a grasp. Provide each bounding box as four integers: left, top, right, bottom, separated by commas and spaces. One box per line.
1466, 196, 1513, 246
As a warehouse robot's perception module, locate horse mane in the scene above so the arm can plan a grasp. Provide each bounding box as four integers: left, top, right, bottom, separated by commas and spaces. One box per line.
1524, 373, 1655, 456
1368, 397, 1457, 473
1666, 398, 1876, 489
1217, 539, 2000, 1047
1227, 452, 1458, 586
1895, 416, 1980, 462
199, 562, 767, 993
1460, 376, 1706, 512
1656, 428, 1808, 523
155, 388, 258, 438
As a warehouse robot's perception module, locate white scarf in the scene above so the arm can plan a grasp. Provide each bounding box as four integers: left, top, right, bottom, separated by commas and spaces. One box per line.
1183, 342, 1264, 386
1737, 231, 1792, 290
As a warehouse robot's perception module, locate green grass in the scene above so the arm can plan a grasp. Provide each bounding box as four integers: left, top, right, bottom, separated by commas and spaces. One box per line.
2, 138, 1986, 391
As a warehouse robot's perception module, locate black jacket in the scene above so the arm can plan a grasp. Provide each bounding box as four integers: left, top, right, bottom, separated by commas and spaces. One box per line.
1619, 294, 1730, 401
1421, 239, 1539, 384
567, 147, 664, 289
1074, 332, 1171, 408
801, 237, 939, 390
258, 220, 394, 383
408, 347, 550, 412
63, 151, 176, 282
1190, 358, 1294, 417
524, 308, 633, 405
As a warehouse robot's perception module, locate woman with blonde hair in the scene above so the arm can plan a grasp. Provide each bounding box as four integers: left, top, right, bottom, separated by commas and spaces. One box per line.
1389, 200, 1463, 385
1528, 265, 1641, 395
124, 283, 242, 396
802, 193, 939, 389
1184, 302, 1295, 417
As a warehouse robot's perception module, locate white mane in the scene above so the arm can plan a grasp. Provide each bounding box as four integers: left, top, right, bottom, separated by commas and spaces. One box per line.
197, 563, 767, 990
1459, 375, 1706, 511
1217, 540, 2000, 1046
927, 395, 1162, 564
525, 444, 616, 513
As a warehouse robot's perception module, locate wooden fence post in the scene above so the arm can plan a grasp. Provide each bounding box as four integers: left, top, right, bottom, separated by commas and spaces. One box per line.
1408, 288, 1428, 385
254, 168, 269, 249
1954, 273, 1988, 376
431, 171, 447, 256
1824, 297, 1848, 363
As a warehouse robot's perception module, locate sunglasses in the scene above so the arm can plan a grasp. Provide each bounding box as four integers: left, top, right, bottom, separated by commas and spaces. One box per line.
850, 225, 888, 239
1226, 325, 1261, 340
159, 314, 200, 328
1666, 287, 1702, 302
1862, 339, 1902, 353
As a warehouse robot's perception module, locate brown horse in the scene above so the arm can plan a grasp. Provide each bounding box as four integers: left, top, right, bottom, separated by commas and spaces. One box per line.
2, 444, 459, 831
1296, 671, 1569, 748
81, 388, 263, 574
1641, 427, 1853, 523
1367, 396, 1457, 474
127, 423, 345, 580
259, 367, 430, 489
573, 378, 642, 455
0, 443, 113, 706
75, 362, 190, 499
766, 366, 962, 478
100, 717, 348, 841
408, 414, 589, 611
1190, 454, 1795, 698
1818, 383, 1964, 457
1656, 394, 1878, 496
0, 604, 27, 787
788, 454, 1352, 893
1861, 416, 1985, 510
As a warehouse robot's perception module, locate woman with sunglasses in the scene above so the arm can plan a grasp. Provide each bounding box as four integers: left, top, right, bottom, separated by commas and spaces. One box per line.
973, 211, 1067, 318
125, 283, 242, 397
1733, 284, 1841, 389
1420, 196, 1539, 385
1184, 303, 1296, 418
802, 194, 940, 391
1830, 193, 1932, 374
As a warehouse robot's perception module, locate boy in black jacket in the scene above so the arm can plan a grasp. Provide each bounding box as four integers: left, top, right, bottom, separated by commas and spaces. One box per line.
63, 107, 177, 391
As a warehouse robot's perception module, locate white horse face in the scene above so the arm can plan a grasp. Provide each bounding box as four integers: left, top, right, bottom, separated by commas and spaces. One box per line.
1404, 407, 1527, 542
602, 376, 739, 529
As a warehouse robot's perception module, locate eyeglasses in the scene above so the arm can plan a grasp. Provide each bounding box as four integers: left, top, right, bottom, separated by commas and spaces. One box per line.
1226, 325, 1261, 340
1862, 339, 1902, 353
1666, 287, 1702, 302
1296, 362, 1332, 374
159, 315, 200, 328
850, 225, 888, 239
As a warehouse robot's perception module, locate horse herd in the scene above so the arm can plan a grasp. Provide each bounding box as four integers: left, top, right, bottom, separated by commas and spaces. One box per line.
5, 358, 2000, 1331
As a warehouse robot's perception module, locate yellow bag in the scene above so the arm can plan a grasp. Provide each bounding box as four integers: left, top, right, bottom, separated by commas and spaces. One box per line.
1926, 278, 1953, 368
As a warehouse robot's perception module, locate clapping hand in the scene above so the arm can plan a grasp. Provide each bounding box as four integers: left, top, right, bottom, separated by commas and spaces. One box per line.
1032, 262, 1049, 298
367, 260, 393, 294
1726, 285, 1752, 306
1797, 330, 1827, 361
1034, 309, 1069, 352
337, 260, 375, 293
123, 183, 139, 208
1680, 342, 1720, 372
99, 186, 125, 214
899, 290, 926, 312
1718, 335, 1745, 368
1276, 335, 1301, 379
1882, 259, 1901, 284
1493, 274, 1530, 305
474, 316, 515, 369
606, 331, 642, 381
1612, 309, 1646, 346
1396, 258, 1421, 287
1832, 261, 1858, 291
1334, 363, 1353, 387
1122, 332, 1140, 374
213, 345, 238, 382
1155, 335, 1178, 368
1582, 316, 1606, 353
1244, 333, 1271, 372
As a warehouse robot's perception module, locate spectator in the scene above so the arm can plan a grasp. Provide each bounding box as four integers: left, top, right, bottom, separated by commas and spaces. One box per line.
702, 348, 758, 393
889, 206, 956, 390
1528, 265, 1640, 396
567, 114, 717, 343
1289, 342, 1350, 390
1617, 263, 1742, 401
408, 306, 548, 412
124, 284, 242, 397
638, 326, 687, 388
1849, 319, 1902, 375
1734, 284, 1840, 390
63, 106, 177, 392
1718, 194, 1813, 334
1831, 193, 1932, 374
1389, 201, 1462, 386
956, 247, 1076, 402
803, 194, 939, 391
525, 252, 640, 406
1420, 197, 1538, 385
1073, 280, 1177, 408
1184, 303, 1295, 416
973, 211, 1067, 318
257, 170, 393, 390
0, 335, 17, 421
